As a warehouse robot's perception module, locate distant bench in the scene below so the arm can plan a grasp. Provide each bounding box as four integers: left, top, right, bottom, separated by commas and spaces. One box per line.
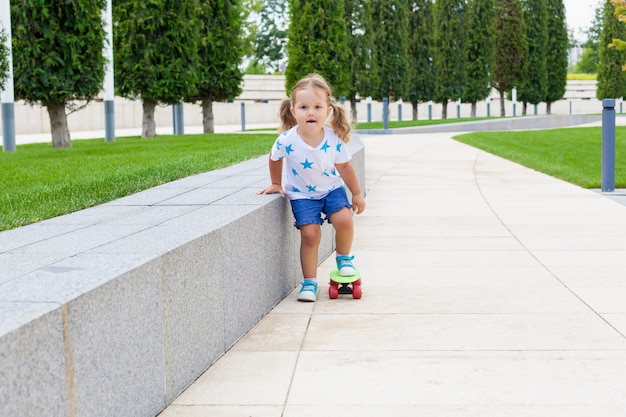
0, 136, 365, 417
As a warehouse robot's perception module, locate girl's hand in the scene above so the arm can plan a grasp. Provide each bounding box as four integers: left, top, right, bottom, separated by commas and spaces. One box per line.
352, 194, 366, 214
257, 184, 285, 197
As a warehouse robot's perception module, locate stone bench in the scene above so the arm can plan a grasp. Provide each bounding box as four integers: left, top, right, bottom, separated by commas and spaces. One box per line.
0, 136, 365, 417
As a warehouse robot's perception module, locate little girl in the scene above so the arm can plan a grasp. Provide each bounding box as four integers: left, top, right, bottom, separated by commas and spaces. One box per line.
258, 73, 365, 302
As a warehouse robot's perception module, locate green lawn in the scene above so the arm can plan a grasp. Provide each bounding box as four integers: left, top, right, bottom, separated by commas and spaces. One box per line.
0, 133, 276, 231
453, 126, 626, 189
3, 124, 622, 232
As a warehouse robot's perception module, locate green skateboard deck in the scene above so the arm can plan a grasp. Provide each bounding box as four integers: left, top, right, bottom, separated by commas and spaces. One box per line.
329, 268, 361, 284
329, 268, 362, 299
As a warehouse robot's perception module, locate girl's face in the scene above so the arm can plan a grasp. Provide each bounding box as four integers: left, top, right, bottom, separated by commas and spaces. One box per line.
291, 86, 331, 137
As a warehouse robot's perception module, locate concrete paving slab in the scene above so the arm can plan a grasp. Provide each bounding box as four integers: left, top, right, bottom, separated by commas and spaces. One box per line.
160, 131, 626, 417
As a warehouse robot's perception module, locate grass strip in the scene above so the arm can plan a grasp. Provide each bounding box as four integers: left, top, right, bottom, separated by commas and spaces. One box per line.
453, 126, 626, 189
0, 133, 276, 231
355, 117, 492, 130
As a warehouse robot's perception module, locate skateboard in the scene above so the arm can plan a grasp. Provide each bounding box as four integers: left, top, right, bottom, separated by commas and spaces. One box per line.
329, 268, 362, 299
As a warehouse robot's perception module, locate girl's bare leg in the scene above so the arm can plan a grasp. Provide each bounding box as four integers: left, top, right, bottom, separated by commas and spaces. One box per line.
329, 207, 354, 255
299, 224, 321, 278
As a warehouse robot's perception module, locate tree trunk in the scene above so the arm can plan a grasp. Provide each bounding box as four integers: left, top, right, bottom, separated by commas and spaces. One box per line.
202, 98, 214, 133
350, 100, 358, 124
412, 101, 418, 120
546, 101, 552, 115
499, 91, 506, 117
441, 100, 448, 119
471, 102, 477, 118
522, 102, 527, 116
48, 103, 71, 148
142, 99, 157, 138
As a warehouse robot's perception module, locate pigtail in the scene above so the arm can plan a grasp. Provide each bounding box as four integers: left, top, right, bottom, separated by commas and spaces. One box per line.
330, 103, 352, 143
279, 98, 297, 134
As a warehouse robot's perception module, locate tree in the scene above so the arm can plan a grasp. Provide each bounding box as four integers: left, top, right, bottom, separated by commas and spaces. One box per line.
345, 0, 377, 122
597, 0, 626, 99
492, 0, 527, 116
285, 0, 350, 96
186, 0, 245, 133
544, 0, 569, 113
114, 0, 201, 138
408, 0, 435, 120
573, 1, 603, 73
371, 0, 410, 102
433, 0, 467, 119
252, 0, 289, 73
462, 0, 495, 118
0, 28, 9, 90
517, 0, 548, 115
11, 0, 106, 148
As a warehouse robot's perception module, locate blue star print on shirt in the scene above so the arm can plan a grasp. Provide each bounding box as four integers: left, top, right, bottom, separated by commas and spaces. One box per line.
320, 141, 331, 153
307, 185, 317, 192
276, 140, 282, 150
301, 159, 314, 169
292, 168, 299, 176
285, 144, 294, 155
336, 143, 342, 152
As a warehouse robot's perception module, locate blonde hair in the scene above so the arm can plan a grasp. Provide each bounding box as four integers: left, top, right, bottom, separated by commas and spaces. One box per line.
279, 73, 351, 143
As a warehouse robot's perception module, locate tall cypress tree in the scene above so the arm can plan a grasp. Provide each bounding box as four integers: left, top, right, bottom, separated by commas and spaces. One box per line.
371, 0, 410, 101
462, 0, 495, 118
185, 0, 245, 133
433, 0, 467, 119
408, 0, 435, 120
544, 0, 568, 113
345, 0, 377, 122
492, 0, 527, 116
12, 0, 107, 148
597, 0, 626, 99
0, 28, 9, 90
518, 0, 548, 115
286, 0, 350, 96
114, 0, 202, 138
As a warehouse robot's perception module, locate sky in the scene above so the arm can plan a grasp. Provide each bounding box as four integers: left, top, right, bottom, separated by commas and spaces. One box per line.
564, 0, 600, 41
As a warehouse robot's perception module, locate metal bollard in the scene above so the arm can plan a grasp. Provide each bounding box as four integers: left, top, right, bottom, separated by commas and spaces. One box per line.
175, 103, 184, 135
602, 99, 616, 192
383, 97, 389, 130
241, 102, 246, 132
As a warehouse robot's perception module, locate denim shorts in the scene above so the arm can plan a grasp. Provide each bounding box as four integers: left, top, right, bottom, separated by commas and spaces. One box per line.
290, 187, 352, 228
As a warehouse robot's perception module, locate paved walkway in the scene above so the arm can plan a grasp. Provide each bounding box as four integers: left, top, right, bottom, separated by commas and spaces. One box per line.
158, 131, 626, 417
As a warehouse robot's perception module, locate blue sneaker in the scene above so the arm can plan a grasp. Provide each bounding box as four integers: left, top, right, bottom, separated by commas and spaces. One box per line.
297, 280, 318, 302
336, 255, 357, 276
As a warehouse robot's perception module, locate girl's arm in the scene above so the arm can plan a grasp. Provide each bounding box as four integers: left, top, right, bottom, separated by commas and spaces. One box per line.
336, 161, 365, 214
257, 156, 285, 197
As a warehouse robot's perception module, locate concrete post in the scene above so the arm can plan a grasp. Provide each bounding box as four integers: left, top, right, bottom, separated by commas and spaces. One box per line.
602, 99, 616, 192
366, 97, 372, 123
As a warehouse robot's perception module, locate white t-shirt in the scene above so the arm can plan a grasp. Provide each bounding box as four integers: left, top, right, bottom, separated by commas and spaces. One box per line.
270, 125, 352, 200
